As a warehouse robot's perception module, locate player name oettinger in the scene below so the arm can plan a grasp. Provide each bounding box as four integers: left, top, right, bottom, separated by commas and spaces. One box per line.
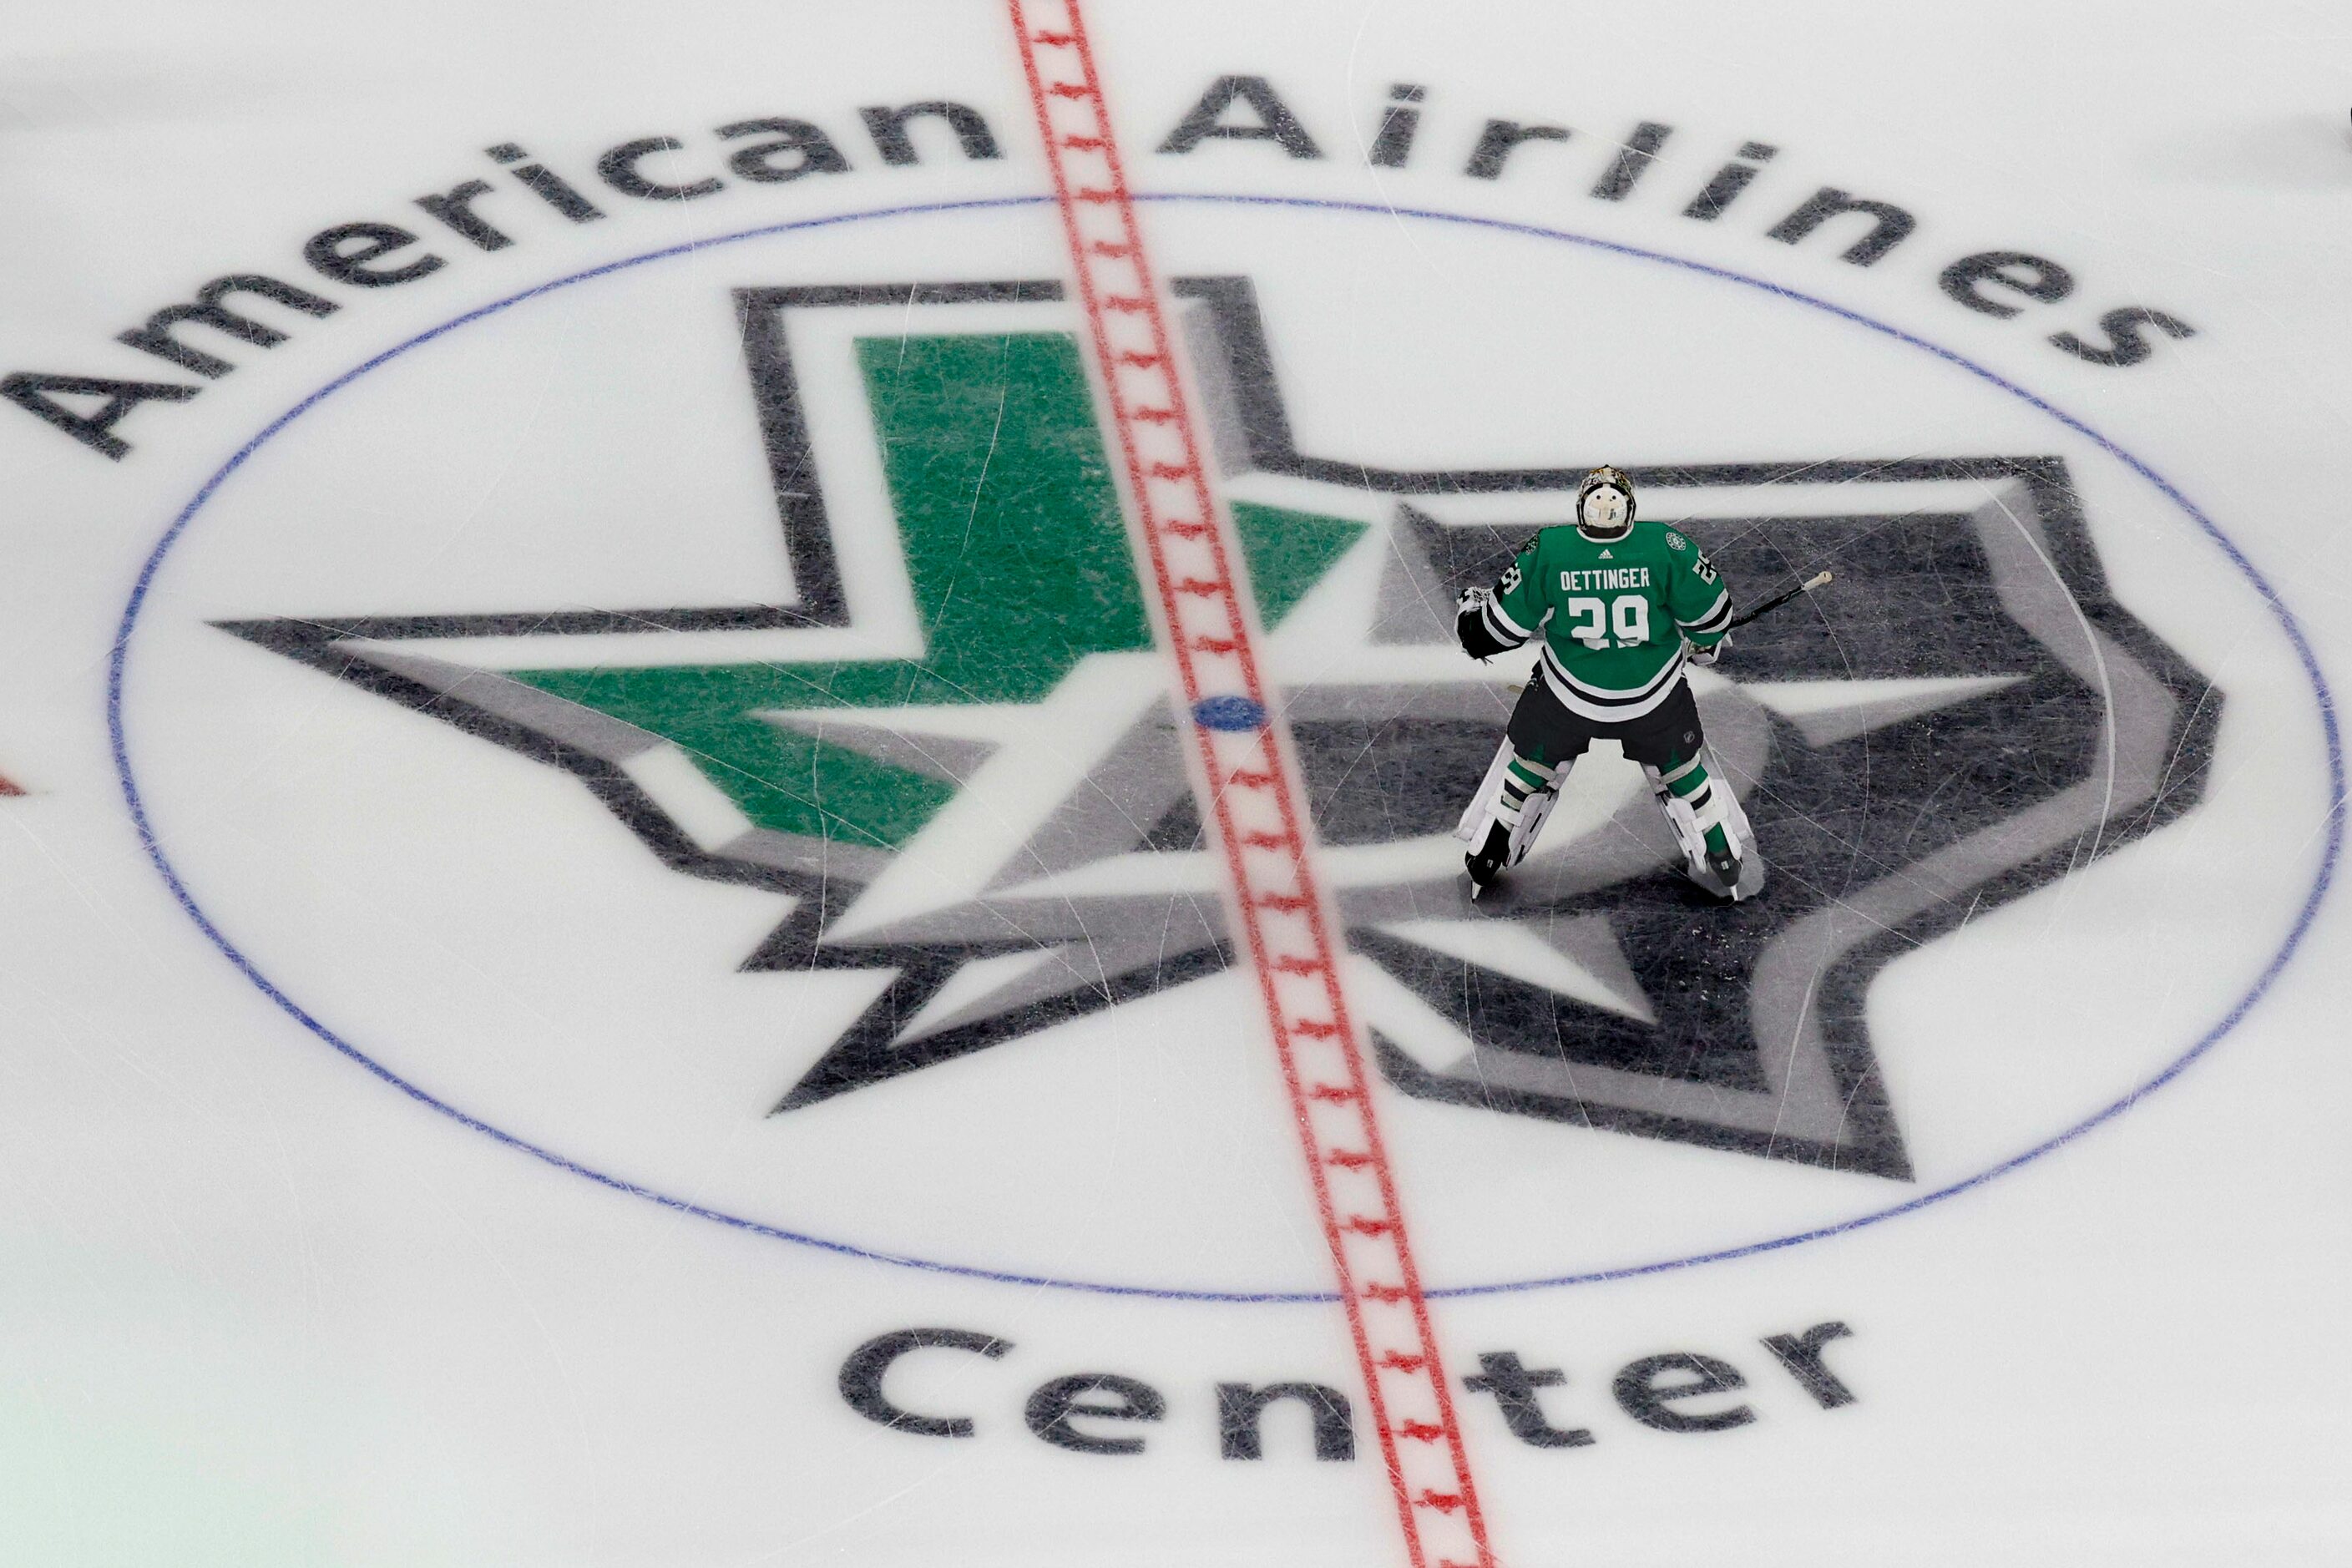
1558, 566, 1655, 592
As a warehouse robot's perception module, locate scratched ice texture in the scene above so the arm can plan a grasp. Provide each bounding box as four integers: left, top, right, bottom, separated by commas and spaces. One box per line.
0, 2, 2348, 1564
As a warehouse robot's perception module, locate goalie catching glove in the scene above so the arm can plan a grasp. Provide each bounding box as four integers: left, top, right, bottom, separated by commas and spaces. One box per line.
1455, 585, 1525, 660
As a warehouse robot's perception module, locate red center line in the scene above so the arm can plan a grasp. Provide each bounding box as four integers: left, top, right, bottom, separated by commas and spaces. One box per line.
1004, 5, 1496, 1566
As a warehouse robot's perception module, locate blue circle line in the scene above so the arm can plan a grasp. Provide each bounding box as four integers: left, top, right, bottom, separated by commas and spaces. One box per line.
109, 190, 2343, 1305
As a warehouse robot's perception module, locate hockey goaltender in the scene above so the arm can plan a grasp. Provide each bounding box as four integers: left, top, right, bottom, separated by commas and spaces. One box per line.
1454, 465, 1764, 902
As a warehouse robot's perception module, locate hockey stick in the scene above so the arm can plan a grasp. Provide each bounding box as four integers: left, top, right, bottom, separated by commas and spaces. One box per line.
1725, 570, 1832, 630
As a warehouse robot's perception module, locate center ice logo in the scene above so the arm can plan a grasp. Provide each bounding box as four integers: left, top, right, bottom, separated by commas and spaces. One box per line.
225, 276, 2218, 1181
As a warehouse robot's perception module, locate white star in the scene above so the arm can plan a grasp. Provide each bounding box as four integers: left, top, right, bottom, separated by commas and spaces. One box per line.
765, 651, 1171, 943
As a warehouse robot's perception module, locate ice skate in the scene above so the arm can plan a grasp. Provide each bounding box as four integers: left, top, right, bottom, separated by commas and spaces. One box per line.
1465, 820, 1511, 896
1704, 839, 1743, 896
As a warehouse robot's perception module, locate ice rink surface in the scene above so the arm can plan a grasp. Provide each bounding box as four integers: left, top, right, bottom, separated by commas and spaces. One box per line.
3, 2, 2349, 1562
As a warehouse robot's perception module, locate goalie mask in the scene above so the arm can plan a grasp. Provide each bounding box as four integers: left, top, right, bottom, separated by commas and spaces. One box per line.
1576, 465, 1636, 542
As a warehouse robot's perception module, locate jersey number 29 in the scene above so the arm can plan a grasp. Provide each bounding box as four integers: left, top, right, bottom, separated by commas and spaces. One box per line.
1565, 594, 1650, 649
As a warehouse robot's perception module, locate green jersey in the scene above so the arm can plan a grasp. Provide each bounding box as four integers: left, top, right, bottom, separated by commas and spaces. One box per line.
1473, 519, 1733, 721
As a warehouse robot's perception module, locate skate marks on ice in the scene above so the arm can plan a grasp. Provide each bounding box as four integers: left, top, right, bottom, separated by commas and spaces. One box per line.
215, 272, 2218, 1186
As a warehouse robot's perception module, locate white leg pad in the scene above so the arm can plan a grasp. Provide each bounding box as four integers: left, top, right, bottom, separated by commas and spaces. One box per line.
1688, 774, 1744, 857
1643, 764, 1712, 870
1509, 770, 1563, 867
1717, 768, 1754, 854
1456, 739, 1516, 843
1643, 754, 1758, 897
1643, 758, 1749, 864
1457, 738, 1563, 868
